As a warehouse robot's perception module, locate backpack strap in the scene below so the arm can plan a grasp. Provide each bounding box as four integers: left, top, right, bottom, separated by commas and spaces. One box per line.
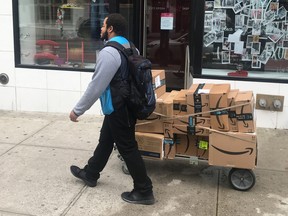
127, 41, 139, 55
104, 41, 138, 58
104, 41, 133, 81
104, 41, 129, 58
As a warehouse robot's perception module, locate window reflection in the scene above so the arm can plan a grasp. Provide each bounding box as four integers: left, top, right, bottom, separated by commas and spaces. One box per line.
145, 0, 190, 90
202, 0, 288, 79
19, 0, 109, 69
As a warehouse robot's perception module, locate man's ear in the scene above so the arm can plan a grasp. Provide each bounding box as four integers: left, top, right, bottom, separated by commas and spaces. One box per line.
107, 26, 113, 33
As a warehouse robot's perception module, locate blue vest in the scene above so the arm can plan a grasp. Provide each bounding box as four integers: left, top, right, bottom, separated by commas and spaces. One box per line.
100, 36, 129, 115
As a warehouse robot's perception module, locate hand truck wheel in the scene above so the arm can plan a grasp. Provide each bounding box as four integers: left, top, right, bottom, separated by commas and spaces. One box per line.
228, 168, 256, 191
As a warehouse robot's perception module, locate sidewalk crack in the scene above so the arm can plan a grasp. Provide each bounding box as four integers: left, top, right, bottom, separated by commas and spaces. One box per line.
0, 121, 54, 157
60, 186, 87, 216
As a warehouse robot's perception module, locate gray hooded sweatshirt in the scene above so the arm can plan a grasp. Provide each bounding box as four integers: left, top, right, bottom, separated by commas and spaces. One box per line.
73, 36, 130, 116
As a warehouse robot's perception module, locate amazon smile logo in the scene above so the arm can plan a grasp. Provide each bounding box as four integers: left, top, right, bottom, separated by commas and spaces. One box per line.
212, 145, 253, 155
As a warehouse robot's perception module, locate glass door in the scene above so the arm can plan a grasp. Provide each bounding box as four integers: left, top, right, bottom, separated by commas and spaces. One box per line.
145, 0, 192, 90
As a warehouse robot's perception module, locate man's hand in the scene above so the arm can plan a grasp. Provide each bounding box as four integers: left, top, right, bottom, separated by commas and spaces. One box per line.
69, 110, 79, 122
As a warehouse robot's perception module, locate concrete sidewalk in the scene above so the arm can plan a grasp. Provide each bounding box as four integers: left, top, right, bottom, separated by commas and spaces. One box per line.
0, 110, 287, 216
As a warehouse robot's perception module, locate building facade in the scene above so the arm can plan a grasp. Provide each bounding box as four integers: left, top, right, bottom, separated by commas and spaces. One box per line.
1, 0, 288, 129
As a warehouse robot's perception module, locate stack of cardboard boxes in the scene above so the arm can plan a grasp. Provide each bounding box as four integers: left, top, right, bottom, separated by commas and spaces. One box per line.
135, 70, 257, 169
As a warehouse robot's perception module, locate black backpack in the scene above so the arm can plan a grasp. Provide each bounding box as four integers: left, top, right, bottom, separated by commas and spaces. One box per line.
105, 41, 156, 120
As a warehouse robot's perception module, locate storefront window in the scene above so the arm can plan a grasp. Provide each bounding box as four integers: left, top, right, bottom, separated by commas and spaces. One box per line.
202, 0, 288, 80
17, 0, 109, 69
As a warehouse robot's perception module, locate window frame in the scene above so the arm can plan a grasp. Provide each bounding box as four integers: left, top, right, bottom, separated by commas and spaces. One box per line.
12, 0, 142, 73
12, 0, 288, 83
13, 0, 94, 72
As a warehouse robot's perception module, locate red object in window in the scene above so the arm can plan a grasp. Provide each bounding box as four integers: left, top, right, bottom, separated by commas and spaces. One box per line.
34, 40, 60, 65
227, 70, 248, 77
36, 40, 59, 47
34, 52, 58, 60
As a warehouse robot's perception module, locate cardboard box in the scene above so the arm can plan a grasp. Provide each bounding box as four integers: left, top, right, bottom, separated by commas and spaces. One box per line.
195, 126, 210, 136
173, 89, 189, 117
195, 117, 211, 127
164, 122, 173, 138
209, 84, 231, 131
210, 113, 229, 132
162, 90, 180, 119
173, 124, 188, 135
136, 93, 169, 133
197, 148, 209, 160
135, 118, 163, 134
186, 83, 214, 117
209, 131, 257, 169
228, 89, 239, 132
172, 116, 194, 135
152, 70, 166, 99
174, 134, 198, 156
209, 84, 231, 109
235, 91, 255, 133
136, 91, 182, 135
162, 91, 180, 138
135, 132, 164, 160
196, 136, 209, 160
164, 138, 176, 159
173, 115, 190, 125
172, 124, 210, 136
176, 116, 211, 136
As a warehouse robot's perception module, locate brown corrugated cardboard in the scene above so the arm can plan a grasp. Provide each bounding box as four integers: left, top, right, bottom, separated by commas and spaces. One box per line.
195, 126, 210, 136
197, 148, 209, 160
196, 136, 209, 160
228, 89, 239, 132
135, 118, 164, 134
172, 115, 193, 135
235, 91, 255, 133
162, 91, 180, 138
210, 114, 230, 132
186, 83, 214, 117
209, 84, 231, 108
136, 93, 169, 133
162, 90, 180, 118
174, 134, 198, 156
164, 122, 173, 138
152, 70, 166, 99
135, 132, 164, 160
173, 115, 190, 125
184, 117, 211, 136
173, 89, 189, 117
164, 138, 176, 159
209, 84, 231, 131
172, 124, 210, 136
173, 124, 188, 135
209, 131, 257, 169
172, 116, 210, 136
195, 117, 211, 127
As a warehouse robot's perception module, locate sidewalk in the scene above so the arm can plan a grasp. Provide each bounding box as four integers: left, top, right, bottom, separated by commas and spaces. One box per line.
0, 110, 287, 216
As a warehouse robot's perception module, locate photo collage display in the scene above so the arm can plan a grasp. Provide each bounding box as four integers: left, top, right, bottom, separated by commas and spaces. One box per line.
203, 0, 288, 70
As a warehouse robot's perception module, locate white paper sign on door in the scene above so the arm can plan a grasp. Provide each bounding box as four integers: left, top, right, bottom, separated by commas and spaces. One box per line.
160, 13, 174, 30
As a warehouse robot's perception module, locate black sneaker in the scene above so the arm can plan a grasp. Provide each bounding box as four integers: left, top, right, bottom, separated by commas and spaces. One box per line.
121, 190, 155, 205
70, 165, 97, 187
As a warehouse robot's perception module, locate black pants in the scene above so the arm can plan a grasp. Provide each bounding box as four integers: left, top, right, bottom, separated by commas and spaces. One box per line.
85, 106, 153, 194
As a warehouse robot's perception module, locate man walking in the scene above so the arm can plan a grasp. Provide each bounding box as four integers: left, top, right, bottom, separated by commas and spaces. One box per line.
69, 13, 155, 205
